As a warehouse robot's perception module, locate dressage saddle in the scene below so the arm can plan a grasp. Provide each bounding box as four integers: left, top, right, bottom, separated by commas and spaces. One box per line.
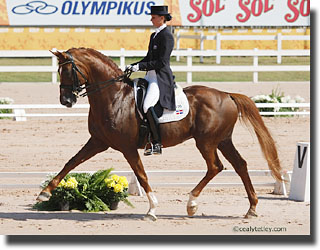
127, 78, 163, 150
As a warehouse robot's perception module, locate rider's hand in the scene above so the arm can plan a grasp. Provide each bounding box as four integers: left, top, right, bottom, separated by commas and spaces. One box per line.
125, 64, 139, 72
125, 64, 132, 71
132, 64, 139, 72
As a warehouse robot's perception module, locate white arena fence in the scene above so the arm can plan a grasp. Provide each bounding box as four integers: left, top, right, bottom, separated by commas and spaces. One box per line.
0, 46, 310, 84
0, 170, 292, 196
175, 32, 310, 64
0, 103, 310, 120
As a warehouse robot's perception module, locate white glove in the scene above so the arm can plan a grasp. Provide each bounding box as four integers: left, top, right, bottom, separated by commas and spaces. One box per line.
126, 64, 139, 72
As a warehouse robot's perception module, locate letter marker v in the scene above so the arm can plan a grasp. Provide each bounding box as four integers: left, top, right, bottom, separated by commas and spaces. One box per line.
298, 145, 307, 168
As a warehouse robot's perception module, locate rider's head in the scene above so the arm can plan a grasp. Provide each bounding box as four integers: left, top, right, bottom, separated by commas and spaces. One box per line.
149, 6, 172, 27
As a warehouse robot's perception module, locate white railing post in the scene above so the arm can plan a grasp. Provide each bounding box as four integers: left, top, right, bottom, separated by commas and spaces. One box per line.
120, 48, 125, 70
0, 44, 310, 85
216, 33, 221, 64
253, 48, 259, 83
13, 109, 27, 122
200, 31, 204, 63
176, 30, 180, 62
128, 173, 144, 196
277, 33, 282, 64
187, 48, 192, 84
51, 48, 57, 84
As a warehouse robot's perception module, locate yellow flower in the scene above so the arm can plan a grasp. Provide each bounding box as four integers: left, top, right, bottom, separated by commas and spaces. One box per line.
68, 177, 78, 184
104, 178, 112, 184
58, 179, 66, 187
64, 177, 78, 189
111, 174, 120, 182
118, 176, 128, 188
114, 184, 123, 193
107, 180, 116, 188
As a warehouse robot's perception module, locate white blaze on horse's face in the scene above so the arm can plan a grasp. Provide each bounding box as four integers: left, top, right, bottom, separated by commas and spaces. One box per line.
58, 66, 62, 76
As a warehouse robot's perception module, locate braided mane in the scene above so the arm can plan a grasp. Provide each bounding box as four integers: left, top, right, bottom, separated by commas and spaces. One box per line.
68, 47, 123, 75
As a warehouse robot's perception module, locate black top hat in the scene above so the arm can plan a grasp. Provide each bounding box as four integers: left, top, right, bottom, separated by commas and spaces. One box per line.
149, 5, 170, 16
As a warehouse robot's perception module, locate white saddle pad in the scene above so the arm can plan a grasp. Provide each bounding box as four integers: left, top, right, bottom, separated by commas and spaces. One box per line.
133, 80, 189, 124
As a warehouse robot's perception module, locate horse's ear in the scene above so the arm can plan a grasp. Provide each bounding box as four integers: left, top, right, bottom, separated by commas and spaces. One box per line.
49, 50, 68, 62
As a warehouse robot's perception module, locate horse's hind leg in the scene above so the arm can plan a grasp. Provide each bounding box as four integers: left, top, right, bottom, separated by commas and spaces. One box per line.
187, 140, 223, 216
218, 138, 258, 218
37, 137, 108, 201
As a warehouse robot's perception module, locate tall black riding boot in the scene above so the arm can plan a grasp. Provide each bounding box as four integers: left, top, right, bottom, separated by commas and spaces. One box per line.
144, 107, 162, 156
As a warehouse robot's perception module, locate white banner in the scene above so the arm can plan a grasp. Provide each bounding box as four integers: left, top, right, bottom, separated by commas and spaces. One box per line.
3, 0, 310, 26
6, 0, 163, 26
181, 0, 310, 26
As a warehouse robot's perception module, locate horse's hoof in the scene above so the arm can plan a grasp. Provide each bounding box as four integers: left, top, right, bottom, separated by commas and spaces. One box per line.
187, 205, 198, 217
36, 191, 51, 202
244, 209, 258, 219
144, 213, 157, 221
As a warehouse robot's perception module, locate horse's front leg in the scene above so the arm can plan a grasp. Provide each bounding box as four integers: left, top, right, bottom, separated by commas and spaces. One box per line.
123, 150, 158, 221
37, 137, 108, 201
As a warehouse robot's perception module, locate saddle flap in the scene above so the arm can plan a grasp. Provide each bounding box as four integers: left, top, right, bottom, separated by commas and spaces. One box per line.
174, 83, 183, 96
133, 78, 148, 118
133, 78, 163, 119
133, 78, 189, 123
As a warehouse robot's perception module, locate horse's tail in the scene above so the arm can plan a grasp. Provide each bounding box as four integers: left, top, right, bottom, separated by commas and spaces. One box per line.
229, 93, 283, 181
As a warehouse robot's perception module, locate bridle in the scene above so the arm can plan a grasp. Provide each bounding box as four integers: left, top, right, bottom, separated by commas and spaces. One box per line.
58, 51, 132, 98
59, 52, 88, 95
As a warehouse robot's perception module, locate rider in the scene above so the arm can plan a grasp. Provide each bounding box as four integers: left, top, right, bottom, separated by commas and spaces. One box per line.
126, 5, 176, 156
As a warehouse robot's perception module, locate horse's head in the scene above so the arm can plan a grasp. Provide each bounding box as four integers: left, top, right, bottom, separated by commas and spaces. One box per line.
51, 49, 88, 107
52, 48, 125, 107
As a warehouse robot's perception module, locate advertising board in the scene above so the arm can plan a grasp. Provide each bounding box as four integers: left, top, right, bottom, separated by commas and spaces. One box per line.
0, 0, 310, 27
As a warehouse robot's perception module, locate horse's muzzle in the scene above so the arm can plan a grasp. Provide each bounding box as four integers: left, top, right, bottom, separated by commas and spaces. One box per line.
60, 95, 77, 108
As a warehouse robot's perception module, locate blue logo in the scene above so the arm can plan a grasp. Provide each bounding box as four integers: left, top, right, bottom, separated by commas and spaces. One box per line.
12, 1, 58, 15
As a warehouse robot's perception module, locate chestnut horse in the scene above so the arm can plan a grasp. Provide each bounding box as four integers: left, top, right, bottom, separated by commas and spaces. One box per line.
37, 47, 282, 220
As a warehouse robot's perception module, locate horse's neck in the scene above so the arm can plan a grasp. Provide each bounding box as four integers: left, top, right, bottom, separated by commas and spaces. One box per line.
86, 82, 133, 118
85, 63, 122, 106
87, 81, 121, 106
85, 59, 133, 120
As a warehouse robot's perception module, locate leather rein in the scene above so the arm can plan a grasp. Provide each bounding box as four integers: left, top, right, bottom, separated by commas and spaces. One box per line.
59, 51, 132, 98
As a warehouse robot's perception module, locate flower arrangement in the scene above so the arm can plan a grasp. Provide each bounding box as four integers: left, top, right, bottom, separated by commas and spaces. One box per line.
251, 87, 305, 115
0, 97, 14, 119
33, 169, 133, 212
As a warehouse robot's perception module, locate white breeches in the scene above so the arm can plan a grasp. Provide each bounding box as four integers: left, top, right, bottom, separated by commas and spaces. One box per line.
143, 70, 160, 114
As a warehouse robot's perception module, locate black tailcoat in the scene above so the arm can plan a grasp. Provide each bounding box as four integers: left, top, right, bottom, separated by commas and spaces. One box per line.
137, 27, 176, 111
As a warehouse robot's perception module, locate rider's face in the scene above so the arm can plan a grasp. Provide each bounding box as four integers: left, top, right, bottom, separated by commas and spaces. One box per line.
151, 15, 165, 28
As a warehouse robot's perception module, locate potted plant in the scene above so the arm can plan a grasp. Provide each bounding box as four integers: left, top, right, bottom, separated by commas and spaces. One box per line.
33, 169, 133, 212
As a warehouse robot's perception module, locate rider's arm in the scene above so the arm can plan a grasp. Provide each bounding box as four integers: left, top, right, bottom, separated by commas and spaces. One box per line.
138, 32, 174, 71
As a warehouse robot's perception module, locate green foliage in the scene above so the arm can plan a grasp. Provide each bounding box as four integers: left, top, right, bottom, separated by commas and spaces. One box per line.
0, 97, 14, 119
251, 87, 305, 115
34, 169, 134, 212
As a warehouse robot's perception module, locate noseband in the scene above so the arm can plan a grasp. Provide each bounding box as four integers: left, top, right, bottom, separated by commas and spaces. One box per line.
58, 51, 132, 98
